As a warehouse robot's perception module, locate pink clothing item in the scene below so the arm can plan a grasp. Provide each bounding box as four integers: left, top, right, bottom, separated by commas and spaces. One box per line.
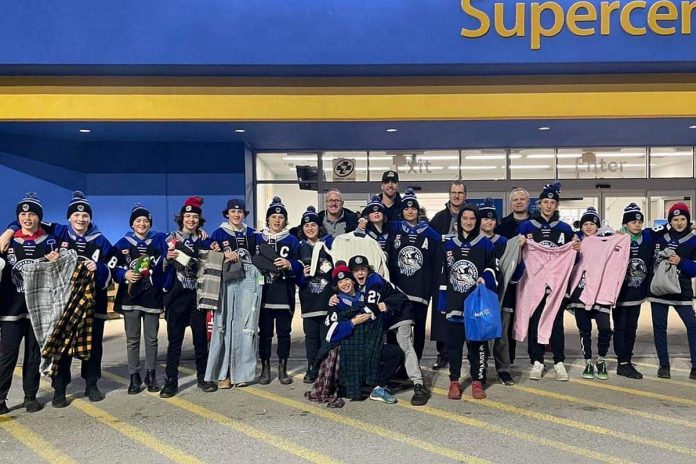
513, 240, 577, 344
569, 234, 630, 310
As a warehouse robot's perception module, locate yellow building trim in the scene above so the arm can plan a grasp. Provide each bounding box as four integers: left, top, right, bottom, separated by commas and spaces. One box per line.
2, 77, 696, 121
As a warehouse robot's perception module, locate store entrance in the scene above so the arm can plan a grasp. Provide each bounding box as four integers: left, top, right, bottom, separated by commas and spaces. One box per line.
560, 191, 693, 229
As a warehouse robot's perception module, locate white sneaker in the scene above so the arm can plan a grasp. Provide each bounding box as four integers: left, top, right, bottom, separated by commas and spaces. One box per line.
529, 361, 545, 380
554, 362, 569, 381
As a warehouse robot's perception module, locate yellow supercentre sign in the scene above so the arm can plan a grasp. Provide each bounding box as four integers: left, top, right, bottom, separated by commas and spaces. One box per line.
460, 0, 696, 49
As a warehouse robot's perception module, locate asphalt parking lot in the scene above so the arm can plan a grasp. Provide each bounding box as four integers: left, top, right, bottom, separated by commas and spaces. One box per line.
1, 307, 695, 464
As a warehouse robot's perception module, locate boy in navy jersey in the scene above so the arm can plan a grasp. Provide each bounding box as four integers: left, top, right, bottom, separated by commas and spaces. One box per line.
0, 193, 59, 414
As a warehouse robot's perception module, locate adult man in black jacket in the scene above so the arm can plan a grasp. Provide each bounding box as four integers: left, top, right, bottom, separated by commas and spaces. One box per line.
428, 181, 466, 370
495, 187, 531, 239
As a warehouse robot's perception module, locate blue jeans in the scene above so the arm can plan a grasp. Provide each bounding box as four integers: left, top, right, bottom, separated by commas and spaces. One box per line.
650, 302, 696, 368
205, 267, 262, 383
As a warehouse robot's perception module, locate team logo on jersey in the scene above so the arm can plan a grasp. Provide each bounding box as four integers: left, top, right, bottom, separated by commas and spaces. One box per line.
450, 259, 478, 293
309, 278, 328, 294
393, 234, 401, 250
121, 249, 130, 254
21, 204, 29, 212
222, 240, 230, 247
397, 245, 423, 276
77, 204, 85, 212
7, 252, 16, 264
319, 258, 332, 274
539, 240, 558, 248
11, 259, 33, 292
237, 248, 252, 263
625, 258, 647, 288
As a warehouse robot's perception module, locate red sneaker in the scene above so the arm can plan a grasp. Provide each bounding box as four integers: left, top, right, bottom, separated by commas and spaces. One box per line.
448, 380, 462, 400
471, 381, 487, 400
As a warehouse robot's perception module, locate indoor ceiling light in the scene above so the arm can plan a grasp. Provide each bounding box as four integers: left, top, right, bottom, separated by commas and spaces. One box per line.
526, 154, 555, 159
689, 125, 696, 129
465, 155, 506, 160
234, 129, 246, 133
386, 128, 398, 133
537, 126, 550, 131
79, 129, 91, 133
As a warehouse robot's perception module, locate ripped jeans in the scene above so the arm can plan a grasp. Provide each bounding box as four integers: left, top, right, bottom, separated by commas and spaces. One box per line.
204, 266, 262, 384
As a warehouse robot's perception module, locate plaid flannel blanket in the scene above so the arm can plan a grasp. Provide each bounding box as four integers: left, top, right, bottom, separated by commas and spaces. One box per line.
42, 262, 96, 377
22, 249, 78, 373
197, 249, 224, 311
305, 345, 344, 408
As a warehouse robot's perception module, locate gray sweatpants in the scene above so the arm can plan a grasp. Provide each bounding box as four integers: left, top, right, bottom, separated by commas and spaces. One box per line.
394, 323, 424, 385
491, 311, 513, 374
123, 310, 160, 375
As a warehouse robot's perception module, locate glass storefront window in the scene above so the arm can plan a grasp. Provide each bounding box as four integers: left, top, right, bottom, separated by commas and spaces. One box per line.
460, 149, 506, 181
256, 152, 318, 181
255, 183, 318, 230
557, 148, 646, 179
650, 147, 694, 178
367, 150, 459, 181
322, 151, 368, 182
509, 149, 555, 180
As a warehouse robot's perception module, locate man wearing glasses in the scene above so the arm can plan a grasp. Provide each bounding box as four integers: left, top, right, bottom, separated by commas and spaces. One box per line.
428, 181, 467, 371
319, 189, 359, 238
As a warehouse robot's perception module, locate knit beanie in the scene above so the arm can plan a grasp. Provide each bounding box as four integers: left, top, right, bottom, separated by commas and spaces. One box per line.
266, 196, 288, 219
580, 206, 601, 227
130, 203, 152, 226
67, 191, 92, 219
622, 203, 644, 225
180, 196, 204, 216
479, 198, 498, 221
223, 198, 248, 217
539, 181, 561, 202
331, 262, 355, 286
301, 205, 320, 225
16, 192, 43, 221
668, 202, 691, 224
365, 194, 386, 215
401, 188, 419, 211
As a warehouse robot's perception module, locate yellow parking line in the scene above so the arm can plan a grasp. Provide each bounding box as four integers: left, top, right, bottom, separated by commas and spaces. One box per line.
68, 400, 205, 464
400, 403, 636, 464
575, 379, 696, 406
30, 374, 204, 464
515, 385, 696, 430
0, 416, 78, 464
102, 371, 343, 464
431, 387, 696, 458
242, 386, 491, 464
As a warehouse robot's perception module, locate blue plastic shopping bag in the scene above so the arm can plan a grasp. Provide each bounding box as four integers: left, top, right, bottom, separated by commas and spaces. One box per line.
463, 283, 502, 342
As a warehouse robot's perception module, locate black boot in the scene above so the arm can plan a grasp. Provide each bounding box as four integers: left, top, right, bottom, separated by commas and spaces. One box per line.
52, 388, 68, 408
258, 360, 271, 385
278, 358, 293, 385
85, 382, 105, 402
24, 396, 43, 413
128, 372, 143, 395
145, 370, 160, 392
432, 354, 449, 371
303, 363, 318, 384
159, 378, 178, 398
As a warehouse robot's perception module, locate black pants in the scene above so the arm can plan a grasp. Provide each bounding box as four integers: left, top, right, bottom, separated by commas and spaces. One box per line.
411, 302, 428, 361
51, 317, 105, 390
164, 291, 208, 382
527, 298, 565, 364
508, 311, 517, 364
574, 309, 612, 359
259, 309, 293, 361
447, 321, 486, 381
302, 316, 327, 367
612, 305, 640, 363
0, 320, 41, 400
375, 344, 404, 387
